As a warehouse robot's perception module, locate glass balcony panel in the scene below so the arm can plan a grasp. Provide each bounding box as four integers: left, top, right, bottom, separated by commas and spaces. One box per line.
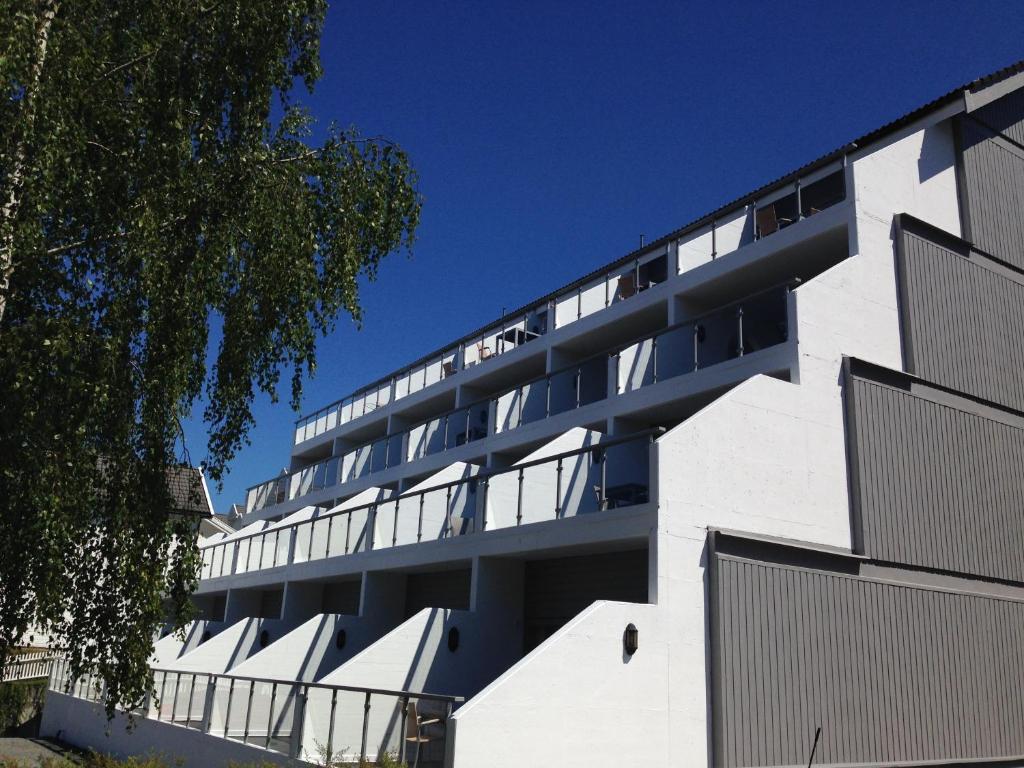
517, 461, 559, 526
495, 388, 520, 433
370, 437, 389, 473
236, 538, 252, 573
274, 530, 290, 566
293, 521, 312, 564
655, 324, 695, 381
268, 683, 298, 754
695, 306, 741, 369
309, 518, 329, 560
372, 500, 398, 549
554, 290, 579, 329
443, 410, 467, 451
739, 289, 789, 352
558, 451, 601, 518
519, 380, 547, 425
601, 441, 651, 509
618, 338, 655, 393
579, 278, 606, 318
327, 512, 350, 556
347, 507, 371, 553
578, 356, 609, 406
419, 486, 452, 541
386, 433, 405, 469
548, 367, 580, 416
244, 681, 274, 745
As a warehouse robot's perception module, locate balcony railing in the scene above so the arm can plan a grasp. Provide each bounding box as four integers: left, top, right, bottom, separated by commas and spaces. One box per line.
291, 163, 844, 448
50, 659, 462, 764
205, 429, 659, 580
246, 456, 340, 515
251, 285, 792, 516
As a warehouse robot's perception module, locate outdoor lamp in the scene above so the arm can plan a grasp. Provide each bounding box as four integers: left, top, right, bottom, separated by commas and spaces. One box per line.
623, 623, 639, 656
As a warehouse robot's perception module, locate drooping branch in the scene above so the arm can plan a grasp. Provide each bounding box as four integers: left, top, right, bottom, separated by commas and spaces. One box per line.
0, 0, 60, 325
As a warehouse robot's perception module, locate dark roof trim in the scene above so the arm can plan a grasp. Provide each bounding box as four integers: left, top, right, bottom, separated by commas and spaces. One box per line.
301, 59, 1024, 422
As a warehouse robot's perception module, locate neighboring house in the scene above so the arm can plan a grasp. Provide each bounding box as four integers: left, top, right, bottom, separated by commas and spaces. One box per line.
44, 61, 1024, 768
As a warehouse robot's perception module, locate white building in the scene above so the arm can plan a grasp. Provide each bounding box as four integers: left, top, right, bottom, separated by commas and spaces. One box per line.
44, 61, 1024, 768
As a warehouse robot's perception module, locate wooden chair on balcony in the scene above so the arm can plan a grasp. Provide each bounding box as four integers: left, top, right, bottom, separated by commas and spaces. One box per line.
755, 204, 794, 238
405, 700, 444, 768
617, 272, 637, 300
442, 360, 456, 377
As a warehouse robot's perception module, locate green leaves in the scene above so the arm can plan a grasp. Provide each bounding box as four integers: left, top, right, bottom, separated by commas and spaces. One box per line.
0, 0, 420, 718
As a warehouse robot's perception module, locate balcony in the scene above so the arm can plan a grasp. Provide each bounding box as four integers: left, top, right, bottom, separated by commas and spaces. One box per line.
51, 659, 461, 764
205, 430, 658, 580
291, 163, 845, 450
248, 285, 792, 517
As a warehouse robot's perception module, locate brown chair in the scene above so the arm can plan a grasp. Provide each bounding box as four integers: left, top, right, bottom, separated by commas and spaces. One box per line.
617, 272, 637, 300
405, 700, 443, 768
477, 342, 492, 361
442, 361, 456, 377
755, 204, 794, 238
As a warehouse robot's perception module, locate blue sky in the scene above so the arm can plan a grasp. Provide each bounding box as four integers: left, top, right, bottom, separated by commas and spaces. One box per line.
185, 0, 1024, 512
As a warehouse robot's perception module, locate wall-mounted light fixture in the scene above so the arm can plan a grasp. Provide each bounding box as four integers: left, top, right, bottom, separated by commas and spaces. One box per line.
448, 626, 460, 652
623, 623, 639, 656
335, 629, 347, 650
259, 629, 270, 648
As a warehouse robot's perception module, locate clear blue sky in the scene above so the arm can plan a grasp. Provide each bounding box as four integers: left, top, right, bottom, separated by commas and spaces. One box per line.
185, 0, 1024, 513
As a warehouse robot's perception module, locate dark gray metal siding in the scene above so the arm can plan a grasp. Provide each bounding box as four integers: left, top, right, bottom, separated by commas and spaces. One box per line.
957, 111, 1024, 270
846, 372, 1024, 582
896, 224, 1024, 412
711, 554, 1024, 768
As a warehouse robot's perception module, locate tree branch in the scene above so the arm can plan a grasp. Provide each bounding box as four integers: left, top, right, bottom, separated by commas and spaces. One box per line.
0, 0, 61, 324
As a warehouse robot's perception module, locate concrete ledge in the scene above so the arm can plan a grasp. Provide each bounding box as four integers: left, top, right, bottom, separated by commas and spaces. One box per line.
41, 693, 306, 767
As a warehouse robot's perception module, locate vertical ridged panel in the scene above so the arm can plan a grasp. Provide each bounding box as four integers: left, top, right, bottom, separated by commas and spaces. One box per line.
849, 375, 1024, 581
900, 229, 1024, 412
958, 116, 1024, 270
713, 555, 1024, 768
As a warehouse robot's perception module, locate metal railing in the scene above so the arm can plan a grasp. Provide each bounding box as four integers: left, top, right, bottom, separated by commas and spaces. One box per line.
245, 284, 791, 517
246, 456, 340, 515
291, 164, 845, 447
202, 429, 660, 580
49, 659, 462, 764
2, 649, 56, 682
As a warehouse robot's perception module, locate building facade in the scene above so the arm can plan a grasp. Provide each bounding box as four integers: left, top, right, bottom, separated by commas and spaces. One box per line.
43, 62, 1024, 768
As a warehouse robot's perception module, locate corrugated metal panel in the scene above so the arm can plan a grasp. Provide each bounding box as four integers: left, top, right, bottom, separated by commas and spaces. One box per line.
712, 554, 1024, 768
897, 227, 1024, 412
958, 116, 1024, 270
847, 374, 1024, 582
973, 85, 1024, 146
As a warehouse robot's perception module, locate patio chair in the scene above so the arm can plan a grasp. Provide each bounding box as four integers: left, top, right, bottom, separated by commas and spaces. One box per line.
405, 700, 444, 768
755, 204, 794, 238
617, 272, 637, 300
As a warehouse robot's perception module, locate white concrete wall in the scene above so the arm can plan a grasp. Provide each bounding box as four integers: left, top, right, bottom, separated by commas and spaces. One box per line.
41, 693, 300, 768
449, 601, 665, 768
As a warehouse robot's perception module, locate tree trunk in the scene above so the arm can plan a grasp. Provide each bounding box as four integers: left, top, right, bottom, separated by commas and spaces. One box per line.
0, 0, 59, 325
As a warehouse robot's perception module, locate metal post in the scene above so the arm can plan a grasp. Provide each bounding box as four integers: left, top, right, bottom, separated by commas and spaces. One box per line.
555, 458, 563, 518
576, 286, 582, 320
600, 449, 608, 510
442, 413, 449, 449
393, 500, 399, 546
465, 408, 471, 444
185, 673, 196, 728
326, 689, 338, 757
265, 682, 277, 749
360, 692, 371, 763
545, 375, 551, 418
345, 512, 352, 554
711, 218, 717, 259
223, 679, 235, 738
652, 335, 659, 383
517, 468, 524, 526
444, 486, 452, 538
201, 675, 216, 733
481, 477, 489, 531
575, 367, 581, 408
291, 686, 307, 760
693, 324, 700, 371
325, 516, 332, 558
171, 672, 181, 723
243, 680, 255, 742
418, 493, 424, 542
399, 697, 409, 765
796, 178, 803, 220
737, 307, 744, 357
605, 273, 610, 307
